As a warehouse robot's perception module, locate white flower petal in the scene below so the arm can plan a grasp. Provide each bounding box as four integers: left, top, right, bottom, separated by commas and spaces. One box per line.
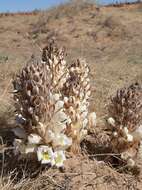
54, 150, 66, 167
127, 158, 135, 167
52, 134, 72, 148
64, 97, 68, 103
113, 131, 118, 137
37, 149, 42, 161
127, 134, 133, 142
37, 146, 54, 165
28, 134, 42, 144
107, 117, 115, 127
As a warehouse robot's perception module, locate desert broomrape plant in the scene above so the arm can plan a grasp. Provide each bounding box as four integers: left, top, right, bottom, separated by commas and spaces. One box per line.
61, 59, 92, 152
12, 41, 96, 167
107, 83, 142, 166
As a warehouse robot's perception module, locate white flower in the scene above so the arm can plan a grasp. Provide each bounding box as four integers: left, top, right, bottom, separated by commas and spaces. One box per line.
37, 146, 55, 165
113, 131, 118, 137
107, 117, 115, 127
64, 97, 68, 103
126, 134, 133, 142
52, 134, 72, 149
121, 151, 132, 161
127, 158, 135, 167
28, 134, 42, 144
123, 127, 129, 136
51, 110, 69, 133
121, 127, 133, 142
54, 150, 66, 168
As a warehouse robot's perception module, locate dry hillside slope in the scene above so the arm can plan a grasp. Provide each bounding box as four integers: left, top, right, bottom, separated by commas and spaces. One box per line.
0, 2, 142, 190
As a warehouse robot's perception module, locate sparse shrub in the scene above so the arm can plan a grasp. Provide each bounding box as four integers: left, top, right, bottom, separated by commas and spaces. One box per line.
107, 83, 142, 166
12, 41, 96, 167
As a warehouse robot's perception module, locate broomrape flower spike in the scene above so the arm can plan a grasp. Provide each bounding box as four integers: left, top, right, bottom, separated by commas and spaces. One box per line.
13, 40, 93, 167
108, 83, 142, 166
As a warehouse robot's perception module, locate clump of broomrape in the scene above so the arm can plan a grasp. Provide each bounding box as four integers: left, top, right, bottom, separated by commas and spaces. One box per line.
12, 41, 96, 167
107, 83, 142, 166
